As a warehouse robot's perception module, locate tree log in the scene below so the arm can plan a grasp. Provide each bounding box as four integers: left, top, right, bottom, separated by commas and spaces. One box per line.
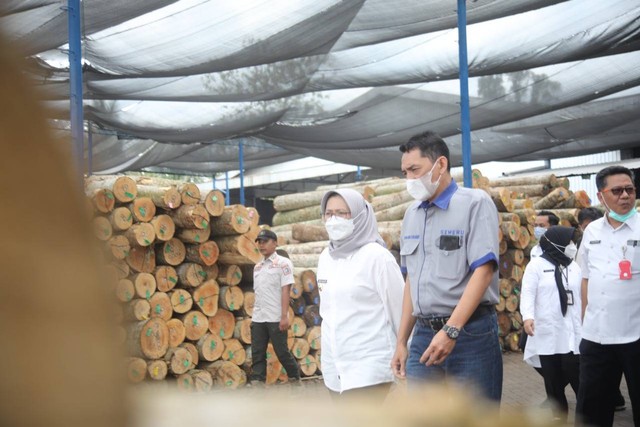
373, 181, 408, 196
89, 188, 115, 214
109, 206, 133, 232
297, 269, 318, 293
127, 197, 156, 223
201, 189, 225, 217
290, 296, 306, 317
178, 183, 200, 206
534, 187, 570, 210
499, 278, 516, 298
176, 262, 205, 288
505, 332, 521, 352
184, 241, 219, 267
126, 246, 156, 273
153, 265, 178, 293
496, 296, 506, 312
197, 333, 224, 362
222, 338, 246, 366
291, 315, 307, 338
203, 263, 219, 281
500, 221, 521, 243
217, 264, 242, 286
305, 326, 321, 350
272, 205, 322, 227
168, 289, 193, 314
303, 305, 322, 328
126, 317, 169, 359
175, 226, 211, 244
115, 278, 134, 303
181, 310, 209, 341
375, 200, 413, 222
505, 294, 520, 313
240, 291, 254, 317
497, 312, 511, 337
125, 223, 155, 247
291, 223, 328, 243
299, 354, 318, 377
499, 213, 521, 226
370, 190, 413, 212
205, 360, 246, 389
150, 214, 175, 242
132, 272, 156, 299
136, 184, 181, 210
111, 259, 130, 279
233, 318, 252, 345
166, 204, 210, 229
126, 357, 147, 383
504, 249, 524, 265
214, 235, 262, 265
219, 285, 244, 311
149, 291, 172, 321
208, 308, 235, 340
280, 240, 329, 255
513, 209, 536, 225
490, 174, 557, 188
209, 204, 250, 235
147, 360, 168, 381
512, 198, 534, 210
92, 216, 113, 241
288, 253, 320, 269
290, 278, 303, 300
164, 346, 193, 375
124, 299, 151, 321
107, 235, 130, 260
185, 369, 214, 392
85, 175, 137, 203
166, 318, 186, 348
486, 187, 513, 212
192, 279, 219, 316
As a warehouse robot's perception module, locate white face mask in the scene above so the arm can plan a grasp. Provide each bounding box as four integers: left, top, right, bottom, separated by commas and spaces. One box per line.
564, 242, 578, 259
533, 226, 547, 241
406, 160, 442, 201
324, 216, 355, 241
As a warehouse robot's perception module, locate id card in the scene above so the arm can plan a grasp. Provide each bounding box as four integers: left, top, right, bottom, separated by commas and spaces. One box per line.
566, 290, 574, 306
619, 259, 632, 280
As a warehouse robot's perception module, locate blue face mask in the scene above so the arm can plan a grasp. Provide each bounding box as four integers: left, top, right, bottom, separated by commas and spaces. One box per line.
602, 199, 637, 223
533, 226, 547, 241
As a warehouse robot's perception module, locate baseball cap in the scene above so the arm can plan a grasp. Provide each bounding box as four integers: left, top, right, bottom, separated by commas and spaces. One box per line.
255, 229, 277, 242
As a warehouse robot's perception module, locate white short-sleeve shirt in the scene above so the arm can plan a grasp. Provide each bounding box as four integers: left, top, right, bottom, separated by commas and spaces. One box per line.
317, 242, 405, 392
577, 214, 640, 344
252, 252, 294, 323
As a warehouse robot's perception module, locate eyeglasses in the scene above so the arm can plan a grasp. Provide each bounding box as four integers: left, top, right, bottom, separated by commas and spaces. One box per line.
323, 210, 351, 220
601, 186, 636, 197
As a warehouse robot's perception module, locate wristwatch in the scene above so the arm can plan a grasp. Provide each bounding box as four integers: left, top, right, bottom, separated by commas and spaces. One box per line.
442, 324, 460, 340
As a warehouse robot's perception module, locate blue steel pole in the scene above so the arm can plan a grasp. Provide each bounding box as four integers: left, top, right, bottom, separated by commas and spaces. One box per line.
67, 0, 84, 180
87, 121, 92, 176
457, 0, 472, 188
225, 172, 230, 205
239, 140, 245, 205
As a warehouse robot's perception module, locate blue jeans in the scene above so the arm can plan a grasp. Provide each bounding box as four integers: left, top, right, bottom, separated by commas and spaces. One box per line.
406, 312, 503, 401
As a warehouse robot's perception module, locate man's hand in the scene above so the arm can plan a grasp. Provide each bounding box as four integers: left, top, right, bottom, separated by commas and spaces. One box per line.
279, 317, 290, 331
524, 319, 535, 336
419, 330, 456, 366
391, 344, 409, 378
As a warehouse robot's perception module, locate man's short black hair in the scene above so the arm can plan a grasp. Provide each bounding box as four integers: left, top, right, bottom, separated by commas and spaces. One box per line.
399, 131, 451, 172
537, 210, 560, 226
595, 165, 634, 191
577, 207, 604, 225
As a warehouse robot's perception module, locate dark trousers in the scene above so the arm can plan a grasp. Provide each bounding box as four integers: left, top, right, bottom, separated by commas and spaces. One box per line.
250, 321, 300, 382
539, 352, 580, 420
576, 338, 640, 427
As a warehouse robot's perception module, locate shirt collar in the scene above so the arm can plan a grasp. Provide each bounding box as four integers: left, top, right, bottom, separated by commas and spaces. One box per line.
262, 252, 278, 263
603, 211, 640, 232
418, 180, 458, 210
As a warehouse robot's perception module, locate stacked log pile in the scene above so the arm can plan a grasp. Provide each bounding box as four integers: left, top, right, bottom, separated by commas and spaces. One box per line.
86, 175, 321, 390
271, 172, 591, 354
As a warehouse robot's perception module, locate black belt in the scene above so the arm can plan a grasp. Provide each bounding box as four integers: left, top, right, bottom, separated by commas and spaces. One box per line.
417, 304, 494, 332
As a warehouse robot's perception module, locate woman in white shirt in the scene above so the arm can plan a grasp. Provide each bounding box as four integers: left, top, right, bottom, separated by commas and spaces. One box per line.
521, 226, 582, 421
317, 188, 404, 401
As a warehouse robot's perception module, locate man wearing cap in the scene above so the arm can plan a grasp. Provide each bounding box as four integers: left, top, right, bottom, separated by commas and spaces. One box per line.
249, 229, 301, 386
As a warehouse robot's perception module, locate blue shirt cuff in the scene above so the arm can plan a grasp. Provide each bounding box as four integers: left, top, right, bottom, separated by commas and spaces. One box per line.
469, 252, 498, 272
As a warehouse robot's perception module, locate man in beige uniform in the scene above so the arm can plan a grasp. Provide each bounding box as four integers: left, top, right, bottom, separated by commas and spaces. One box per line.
250, 229, 300, 385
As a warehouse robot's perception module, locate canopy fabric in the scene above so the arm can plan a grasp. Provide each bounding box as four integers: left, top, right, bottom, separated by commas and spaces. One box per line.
2, 0, 639, 175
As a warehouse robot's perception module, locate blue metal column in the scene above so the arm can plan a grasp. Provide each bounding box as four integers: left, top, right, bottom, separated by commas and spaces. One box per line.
87, 121, 92, 176
225, 172, 230, 205
239, 140, 245, 205
67, 0, 84, 178
457, 0, 472, 188
356, 165, 362, 181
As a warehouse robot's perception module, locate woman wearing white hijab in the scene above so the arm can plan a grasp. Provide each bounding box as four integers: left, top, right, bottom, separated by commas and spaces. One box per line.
317, 188, 405, 400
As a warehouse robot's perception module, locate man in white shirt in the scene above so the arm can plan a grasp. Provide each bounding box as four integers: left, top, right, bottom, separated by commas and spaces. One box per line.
249, 229, 300, 386
576, 166, 640, 427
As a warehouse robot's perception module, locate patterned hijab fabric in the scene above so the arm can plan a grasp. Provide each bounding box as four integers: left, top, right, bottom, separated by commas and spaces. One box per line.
320, 188, 385, 259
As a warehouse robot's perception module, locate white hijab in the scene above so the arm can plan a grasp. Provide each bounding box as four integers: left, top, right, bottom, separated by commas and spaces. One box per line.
320, 188, 385, 259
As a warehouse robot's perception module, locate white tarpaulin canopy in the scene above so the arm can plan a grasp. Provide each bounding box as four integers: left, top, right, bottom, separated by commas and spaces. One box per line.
2, 0, 639, 174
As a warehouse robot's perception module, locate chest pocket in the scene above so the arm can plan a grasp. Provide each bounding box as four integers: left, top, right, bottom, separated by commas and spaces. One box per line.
400, 238, 420, 273
629, 241, 640, 273
435, 235, 466, 280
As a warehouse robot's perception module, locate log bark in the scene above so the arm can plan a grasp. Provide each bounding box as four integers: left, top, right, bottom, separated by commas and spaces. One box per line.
373, 181, 407, 196
233, 318, 252, 345
500, 221, 521, 243
499, 239, 508, 256
272, 205, 322, 227
490, 174, 557, 188
512, 198, 534, 210
135, 184, 181, 210
147, 360, 168, 381
166, 318, 186, 348
150, 214, 175, 242
166, 204, 210, 229
291, 223, 328, 243
499, 213, 521, 226
197, 333, 224, 362
486, 187, 513, 212
214, 235, 262, 265
153, 266, 178, 292
126, 317, 169, 359
176, 262, 205, 288
505, 249, 525, 265
219, 285, 244, 311
125, 223, 155, 247
279, 240, 329, 255
370, 190, 413, 212
513, 209, 536, 225
217, 264, 242, 286
125, 246, 155, 273
201, 189, 225, 217
208, 308, 235, 340
155, 237, 186, 266
205, 360, 246, 389
107, 235, 130, 260
192, 279, 219, 316
505, 294, 520, 313
499, 184, 551, 198
288, 253, 320, 269
127, 197, 156, 223
497, 312, 511, 337
203, 264, 219, 281
209, 204, 250, 235
534, 187, 570, 210
185, 241, 219, 266
375, 200, 413, 222
85, 176, 137, 203
148, 291, 172, 321
181, 310, 209, 341
290, 295, 306, 317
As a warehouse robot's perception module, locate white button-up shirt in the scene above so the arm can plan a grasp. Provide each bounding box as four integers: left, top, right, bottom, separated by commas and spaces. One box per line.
520, 256, 583, 367
317, 242, 404, 392
578, 214, 640, 344
530, 244, 542, 258
252, 252, 294, 323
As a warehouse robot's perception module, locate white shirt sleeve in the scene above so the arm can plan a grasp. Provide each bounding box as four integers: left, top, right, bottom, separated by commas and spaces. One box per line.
520, 259, 540, 321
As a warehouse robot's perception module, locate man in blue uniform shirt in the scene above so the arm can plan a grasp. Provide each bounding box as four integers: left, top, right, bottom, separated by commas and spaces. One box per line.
391, 131, 503, 401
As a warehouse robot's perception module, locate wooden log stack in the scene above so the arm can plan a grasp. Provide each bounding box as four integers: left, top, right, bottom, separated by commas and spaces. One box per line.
87, 175, 321, 390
